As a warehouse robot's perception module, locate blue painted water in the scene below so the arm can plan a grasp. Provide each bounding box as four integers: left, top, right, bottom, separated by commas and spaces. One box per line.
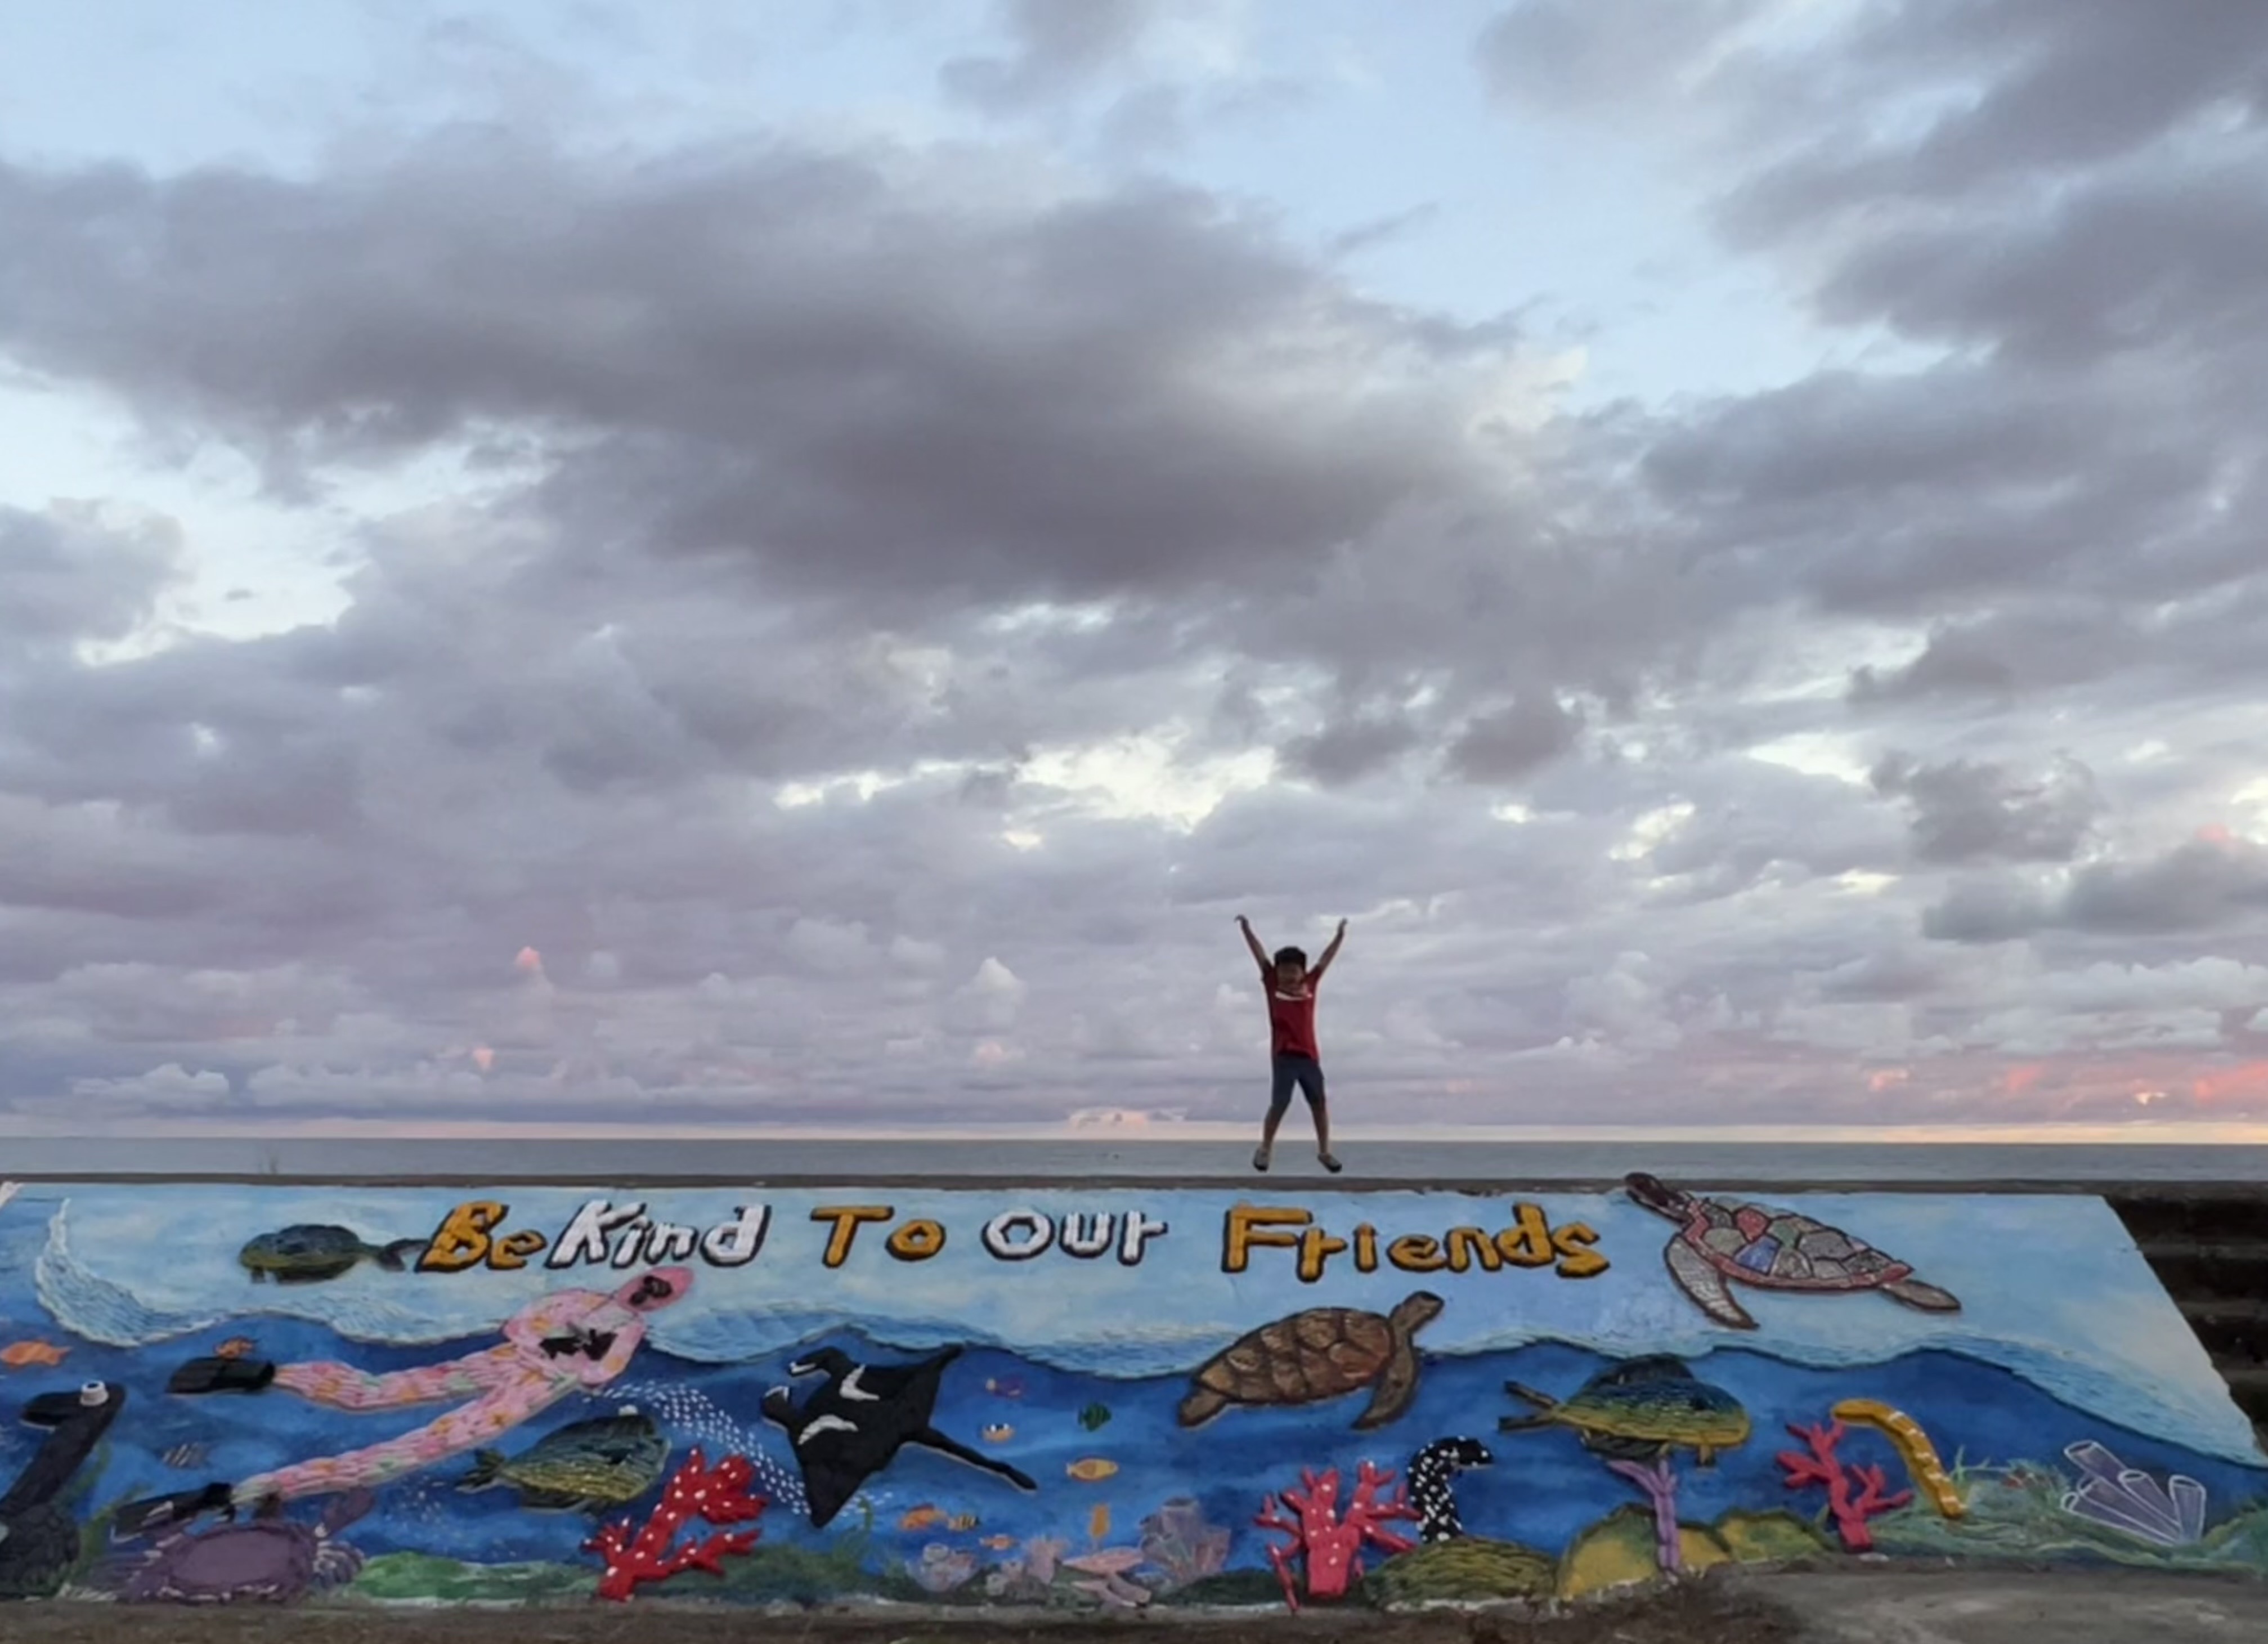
12, 1313, 2267, 1584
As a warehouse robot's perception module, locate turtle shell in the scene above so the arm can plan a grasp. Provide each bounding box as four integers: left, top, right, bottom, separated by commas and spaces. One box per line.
1193, 1306, 1393, 1406
1681, 1199, 1907, 1292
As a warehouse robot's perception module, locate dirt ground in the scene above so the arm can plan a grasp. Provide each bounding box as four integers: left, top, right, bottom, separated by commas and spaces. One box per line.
2, 1578, 1792, 1644
17, 1567, 2268, 1643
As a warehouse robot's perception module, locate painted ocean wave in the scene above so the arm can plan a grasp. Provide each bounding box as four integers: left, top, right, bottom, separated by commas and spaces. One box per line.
29, 1197, 2259, 1470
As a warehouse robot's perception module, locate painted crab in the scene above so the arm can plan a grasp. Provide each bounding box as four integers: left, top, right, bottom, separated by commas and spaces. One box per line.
108, 1488, 374, 1603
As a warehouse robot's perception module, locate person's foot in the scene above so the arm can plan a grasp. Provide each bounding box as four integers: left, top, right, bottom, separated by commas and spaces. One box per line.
1253, 1145, 1271, 1172
1320, 1152, 1343, 1173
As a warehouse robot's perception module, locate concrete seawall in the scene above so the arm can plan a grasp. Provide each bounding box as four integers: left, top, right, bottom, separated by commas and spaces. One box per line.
0, 1160, 2261, 1616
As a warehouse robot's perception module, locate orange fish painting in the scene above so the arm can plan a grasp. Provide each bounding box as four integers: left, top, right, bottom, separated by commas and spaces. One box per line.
899, 1504, 945, 1531
1065, 1457, 1117, 1482
1, 1340, 68, 1369
214, 1337, 257, 1359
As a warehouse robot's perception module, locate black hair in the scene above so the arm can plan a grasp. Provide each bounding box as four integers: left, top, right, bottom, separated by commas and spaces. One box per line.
1274, 946, 1307, 967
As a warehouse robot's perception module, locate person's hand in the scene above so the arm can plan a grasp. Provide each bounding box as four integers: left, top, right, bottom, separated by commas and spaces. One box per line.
1236, 915, 1250, 929
1336, 919, 1348, 936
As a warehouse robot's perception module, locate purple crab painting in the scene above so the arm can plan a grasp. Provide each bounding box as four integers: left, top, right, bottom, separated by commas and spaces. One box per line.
107, 1488, 375, 1603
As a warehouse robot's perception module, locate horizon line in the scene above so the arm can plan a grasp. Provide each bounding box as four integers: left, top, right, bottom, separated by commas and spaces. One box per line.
7, 1119, 2268, 1145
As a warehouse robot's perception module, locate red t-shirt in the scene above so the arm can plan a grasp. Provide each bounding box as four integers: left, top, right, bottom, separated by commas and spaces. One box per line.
1264, 974, 1321, 1060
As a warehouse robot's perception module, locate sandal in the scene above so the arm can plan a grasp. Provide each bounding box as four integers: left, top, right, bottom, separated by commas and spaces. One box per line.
1320, 1152, 1343, 1173
1252, 1146, 1271, 1172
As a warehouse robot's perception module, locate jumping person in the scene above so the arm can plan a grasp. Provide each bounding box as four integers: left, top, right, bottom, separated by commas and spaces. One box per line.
1236, 915, 1346, 1173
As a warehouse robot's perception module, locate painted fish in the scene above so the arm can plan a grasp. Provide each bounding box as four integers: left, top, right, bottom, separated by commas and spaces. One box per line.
900, 1504, 946, 1531
162, 1442, 210, 1469
1089, 1502, 1111, 1542
980, 1422, 1015, 1443
981, 1533, 1018, 1551
985, 1376, 1025, 1399
0, 1339, 67, 1368
1078, 1401, 1111, 1432
214, 1337, 257, 1359
948, 1512, 979, 1531
238, 1224, 427, 1285
1499, 1355, 1751, 1464
1066, 1457, 1118, 1482
456, 1406, 669, 1510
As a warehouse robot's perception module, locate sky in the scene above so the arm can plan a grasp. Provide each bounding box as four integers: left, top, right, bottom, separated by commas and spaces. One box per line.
2, 0, 2266, 1137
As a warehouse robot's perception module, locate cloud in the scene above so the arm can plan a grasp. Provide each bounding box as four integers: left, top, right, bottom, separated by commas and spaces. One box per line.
0, 135, 1535, 624
1870, 751, 2105, 865
1, 7, 2266, 1132
1923, 836, 2268, 944
941, 0, 1172, 110
1, 504, 185, 653
1444, 695, 1585, 785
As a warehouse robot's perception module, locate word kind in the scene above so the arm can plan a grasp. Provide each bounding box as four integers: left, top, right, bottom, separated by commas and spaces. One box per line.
1224, 1200, 1608, 1283
418, 1199, 770, 1273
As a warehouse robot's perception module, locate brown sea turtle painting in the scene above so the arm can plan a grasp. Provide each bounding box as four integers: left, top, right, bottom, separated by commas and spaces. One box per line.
1176, 1291, 1444, 1430
1624, 1173, 1961, 1330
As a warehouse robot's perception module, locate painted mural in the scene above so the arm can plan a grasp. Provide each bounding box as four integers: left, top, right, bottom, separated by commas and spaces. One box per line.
0, 1173, 2263, 1610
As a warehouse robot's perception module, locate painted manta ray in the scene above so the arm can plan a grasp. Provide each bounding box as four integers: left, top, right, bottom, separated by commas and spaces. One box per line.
761, 1345, 1037, 1529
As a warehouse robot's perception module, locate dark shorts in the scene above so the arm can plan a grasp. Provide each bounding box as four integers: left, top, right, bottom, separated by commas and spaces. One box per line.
1269, 1054, 1326, 1113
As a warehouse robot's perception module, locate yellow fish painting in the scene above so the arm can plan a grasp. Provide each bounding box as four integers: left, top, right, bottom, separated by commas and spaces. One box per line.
1065, 1457, 1118, 1482
1089, 1503, 1111, 1543
948, 1512, 980, 1531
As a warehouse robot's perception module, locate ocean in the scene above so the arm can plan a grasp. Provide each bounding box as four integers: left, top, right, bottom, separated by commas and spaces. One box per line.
6, 1132, 2268, 1184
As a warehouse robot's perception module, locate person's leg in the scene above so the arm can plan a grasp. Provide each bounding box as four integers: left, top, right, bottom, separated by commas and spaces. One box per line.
1299, 1060, 1340, 1172
1256, 1057, 1295, 1169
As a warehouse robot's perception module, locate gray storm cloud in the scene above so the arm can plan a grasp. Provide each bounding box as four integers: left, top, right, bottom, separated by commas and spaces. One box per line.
2, 1, 2266, 1130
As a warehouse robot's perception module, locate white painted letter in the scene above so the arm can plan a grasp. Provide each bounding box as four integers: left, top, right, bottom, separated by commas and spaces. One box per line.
1060, 1211, 1114, 1258
548, 1200, 646, 1269
701, 1206, 772, 1267
1119, 1209, 1169, 1266
983, 1208, 1054, 1261
643, 1221, 700, 1263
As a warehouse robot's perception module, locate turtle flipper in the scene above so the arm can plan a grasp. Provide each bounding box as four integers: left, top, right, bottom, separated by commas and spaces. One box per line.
1175, 1387, 1228, 1427
1881, 1276, 1961, 1313
1665, 1239, 1757, 1329
1352, 1328, 1423, 1431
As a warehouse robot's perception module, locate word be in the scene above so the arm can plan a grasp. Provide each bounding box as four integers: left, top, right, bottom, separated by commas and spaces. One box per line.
1223, 1201, 1607, 1284
812, 1205, 1171, 1268
418, 1199, 772, 1273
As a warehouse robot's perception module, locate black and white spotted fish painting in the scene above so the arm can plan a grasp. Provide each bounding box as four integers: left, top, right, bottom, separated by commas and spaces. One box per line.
1407, 1435, 1494, 1542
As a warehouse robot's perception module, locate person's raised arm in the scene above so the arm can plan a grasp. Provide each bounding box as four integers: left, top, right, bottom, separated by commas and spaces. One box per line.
1235, 915, 1271, 973
1308, 919, 1348, 983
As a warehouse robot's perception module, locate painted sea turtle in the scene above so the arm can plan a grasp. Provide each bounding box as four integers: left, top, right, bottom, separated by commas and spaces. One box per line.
1176, 1291, 1444, 1430
108, 1488, 374, 1603
1624, 1172, 1961, 1330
